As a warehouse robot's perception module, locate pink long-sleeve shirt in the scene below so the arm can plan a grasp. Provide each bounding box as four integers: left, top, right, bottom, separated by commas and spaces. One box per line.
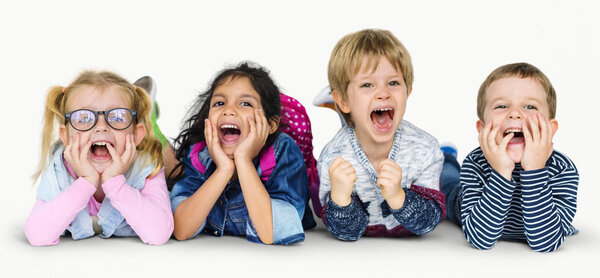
25, 168, 174, 246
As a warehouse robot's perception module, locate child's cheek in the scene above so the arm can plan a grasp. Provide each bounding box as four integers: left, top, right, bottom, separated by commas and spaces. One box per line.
79, 132, 92, 144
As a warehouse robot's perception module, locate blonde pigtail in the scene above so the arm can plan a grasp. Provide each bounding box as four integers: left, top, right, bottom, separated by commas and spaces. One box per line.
32, 86, 67, 182
133, 86, 164, 177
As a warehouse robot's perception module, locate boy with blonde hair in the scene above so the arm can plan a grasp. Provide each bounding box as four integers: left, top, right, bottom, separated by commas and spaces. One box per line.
317, 29, 445, 241
442, 62, 579, 252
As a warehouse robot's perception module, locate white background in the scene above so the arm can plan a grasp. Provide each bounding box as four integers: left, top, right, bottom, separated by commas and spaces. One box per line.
1, 0, 599, 277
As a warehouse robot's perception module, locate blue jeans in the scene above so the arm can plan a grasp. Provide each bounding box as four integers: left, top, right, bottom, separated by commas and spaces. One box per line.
440, 152, 461, 225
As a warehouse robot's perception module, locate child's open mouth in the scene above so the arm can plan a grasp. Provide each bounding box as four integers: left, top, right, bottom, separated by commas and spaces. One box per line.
220, 124, 241, 144
370, 107, 394, 133
90, 142, 112, 160
504, 128, 525, 144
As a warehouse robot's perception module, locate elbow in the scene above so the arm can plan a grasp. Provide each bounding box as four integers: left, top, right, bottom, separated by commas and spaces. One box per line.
141, 224, 174, 245
172, 224, 195, 241
24, 223, 58, 246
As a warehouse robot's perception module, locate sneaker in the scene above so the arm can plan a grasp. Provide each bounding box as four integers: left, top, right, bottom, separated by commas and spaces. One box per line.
313, 85, 346, 126
133, 76, 159, 118
440, 142, 458, 158
134, 76, 168, 146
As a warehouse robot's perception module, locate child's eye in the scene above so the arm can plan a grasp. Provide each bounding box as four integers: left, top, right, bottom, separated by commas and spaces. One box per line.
524, 105, 537, 110
212, 101, 224, 107
240, 101, 253, 107
108, 116, 125, 123
388, 80, 400, 86
494, 105, 508, 109
360, 83, 373, 88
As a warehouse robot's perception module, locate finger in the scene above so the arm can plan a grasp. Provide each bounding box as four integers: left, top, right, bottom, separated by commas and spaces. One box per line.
106, 143, 120, 164
480, 121, 493, 149
537, 113, 549, 143
522, 120, 532, 145
247, 114, 256, 139
255, 109, 265, 136
80, 138, 93, 162
72, 133, 81, 157
330, 157, 344, 170
123, 134, 135, 162
499, 131, 514, 150
529, 114, 540, 142
204, 119, 212, 147
489, 121, 502, 147
64, 136, 74, 163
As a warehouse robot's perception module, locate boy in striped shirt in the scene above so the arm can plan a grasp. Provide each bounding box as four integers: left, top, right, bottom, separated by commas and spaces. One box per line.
443, 62, 579, 252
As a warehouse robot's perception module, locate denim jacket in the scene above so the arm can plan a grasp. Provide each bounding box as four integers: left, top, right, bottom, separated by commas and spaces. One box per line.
37, 143, 156, 240
170, 133, 308, 244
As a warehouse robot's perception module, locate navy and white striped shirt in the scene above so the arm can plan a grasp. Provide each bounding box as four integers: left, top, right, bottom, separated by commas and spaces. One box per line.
460, 147, 578, 252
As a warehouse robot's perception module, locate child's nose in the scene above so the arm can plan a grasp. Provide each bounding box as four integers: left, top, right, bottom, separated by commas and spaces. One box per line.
375, 86, 391, 100
222, 105, 236, 116
507, 108, 523, 119
94, 114, 109, 132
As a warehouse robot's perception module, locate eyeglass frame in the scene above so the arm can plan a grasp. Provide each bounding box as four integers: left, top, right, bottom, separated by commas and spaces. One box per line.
64, 108, 138, 132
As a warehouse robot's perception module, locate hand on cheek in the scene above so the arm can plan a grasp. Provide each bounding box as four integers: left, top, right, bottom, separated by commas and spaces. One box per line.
234, 109, 269, 162
102, 134, 137, 184
521, 113, 554, 171
204, 119, 235, 175
377, 159, 405, 209
479, 120, 515, 180
63, 133, 99, 186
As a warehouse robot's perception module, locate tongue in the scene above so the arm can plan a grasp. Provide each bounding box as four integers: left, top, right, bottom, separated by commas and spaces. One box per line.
509, 135, 525, 144
93, 145, 110, 157
223, 134, 240, 142
372, 111, 391, 128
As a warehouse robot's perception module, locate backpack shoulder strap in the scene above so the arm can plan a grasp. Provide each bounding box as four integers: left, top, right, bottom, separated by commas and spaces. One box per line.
189, 141, 207, 174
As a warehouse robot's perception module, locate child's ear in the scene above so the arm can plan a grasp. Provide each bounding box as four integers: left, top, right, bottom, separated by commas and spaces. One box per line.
550, 119, 558, 136
268, 116, 280, 134
332, 89, 350, 113
476, 120, 484, 133
134, 123, 146, 146
59, 125, 69, 146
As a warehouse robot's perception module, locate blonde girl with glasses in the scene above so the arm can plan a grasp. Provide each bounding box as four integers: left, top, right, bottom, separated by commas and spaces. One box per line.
25, 71, 173, 246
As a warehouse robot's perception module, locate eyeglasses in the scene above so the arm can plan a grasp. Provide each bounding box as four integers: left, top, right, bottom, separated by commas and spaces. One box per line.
65, 108, 137, 131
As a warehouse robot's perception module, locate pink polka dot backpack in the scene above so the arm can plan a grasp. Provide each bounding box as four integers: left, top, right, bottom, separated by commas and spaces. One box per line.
280, 93, 322, 222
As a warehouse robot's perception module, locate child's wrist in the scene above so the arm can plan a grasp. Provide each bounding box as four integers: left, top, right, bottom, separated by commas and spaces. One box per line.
83, 175, 100, 187
331, 192, 352, 207
385, 190, 406, 210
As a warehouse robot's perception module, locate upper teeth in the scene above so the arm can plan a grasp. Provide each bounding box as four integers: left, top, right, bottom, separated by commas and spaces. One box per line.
93, 142, 108, 146
374, 108, 392, 112
221, 124, 239, 129
504, 129, 522, 134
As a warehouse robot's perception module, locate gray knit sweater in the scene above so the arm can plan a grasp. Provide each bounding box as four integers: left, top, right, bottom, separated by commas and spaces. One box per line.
317, 120, 445, 240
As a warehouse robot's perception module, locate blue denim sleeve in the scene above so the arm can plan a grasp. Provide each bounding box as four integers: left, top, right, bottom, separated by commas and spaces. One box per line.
265, 134, 308, 224
245, 199, 305, 245
324, 196, 369, 241
382, 188, 442, 235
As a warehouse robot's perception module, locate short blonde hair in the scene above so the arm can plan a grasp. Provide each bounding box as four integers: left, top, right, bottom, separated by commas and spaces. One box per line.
477, 62, 557, 120
328, 29, 414, 126
33, 71, 163, 181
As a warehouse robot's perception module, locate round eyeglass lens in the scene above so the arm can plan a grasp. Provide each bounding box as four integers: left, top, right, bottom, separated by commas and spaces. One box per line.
70, 110, 96, 131
107, 108, 133, 129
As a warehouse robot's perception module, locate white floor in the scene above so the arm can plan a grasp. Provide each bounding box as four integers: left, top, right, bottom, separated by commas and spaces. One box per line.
3, 208, 598, 278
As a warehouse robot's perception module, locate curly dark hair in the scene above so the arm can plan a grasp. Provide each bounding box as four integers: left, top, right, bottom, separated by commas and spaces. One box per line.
168, 62, 282, 183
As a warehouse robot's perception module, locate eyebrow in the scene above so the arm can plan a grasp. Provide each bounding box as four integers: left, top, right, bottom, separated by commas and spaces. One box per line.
212, 92, 259, 102
488, 96, 544, 105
